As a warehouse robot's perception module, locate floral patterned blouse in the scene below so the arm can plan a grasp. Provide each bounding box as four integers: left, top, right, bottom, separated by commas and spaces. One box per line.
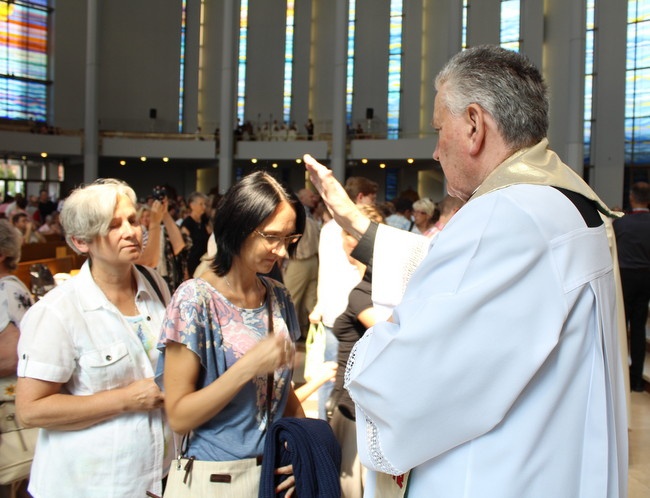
0, 275, 34, 401
156, 275, 300, 461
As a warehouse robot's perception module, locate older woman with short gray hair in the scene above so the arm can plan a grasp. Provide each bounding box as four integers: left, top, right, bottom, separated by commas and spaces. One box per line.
15, 178, 172, 498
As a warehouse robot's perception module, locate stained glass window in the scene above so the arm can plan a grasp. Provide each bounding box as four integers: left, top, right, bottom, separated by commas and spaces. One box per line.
283, 0, 294, 125
178, 0, 187, 132
346, 0, 356, 126
626, 0, 650, 165
237, 0, 249, 124
500, 0, 520, 52
387, 0, 403, 139
584, 0, 595, 165
0, 0, 50, 122
462, 0, 468, 49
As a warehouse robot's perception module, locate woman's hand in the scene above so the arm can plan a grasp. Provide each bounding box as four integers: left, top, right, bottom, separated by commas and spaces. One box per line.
122, 378, 164, 412
16, 376, 164, 431
245, 334, 293, 376
308, 308, 322, 324
275, 463, 296, 497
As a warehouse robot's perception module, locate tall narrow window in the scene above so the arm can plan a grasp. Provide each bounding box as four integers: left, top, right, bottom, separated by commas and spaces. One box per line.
462, 0, 469, 49
500, 0, 520, 51
237, 0, 249, 125
584, 0, 595, 167
346, 0, 356, 125
626, 0, 650, 168
0, 0, 50, 122
178, 0, 187, 132
387, 0, 403, 139
283, 0, 295, 125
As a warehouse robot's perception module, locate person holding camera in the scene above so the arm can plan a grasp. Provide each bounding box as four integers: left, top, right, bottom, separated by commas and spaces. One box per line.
137, 187, 187, 292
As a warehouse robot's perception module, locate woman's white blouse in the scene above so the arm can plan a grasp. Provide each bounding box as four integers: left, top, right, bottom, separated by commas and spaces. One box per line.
17, 261, 171, 498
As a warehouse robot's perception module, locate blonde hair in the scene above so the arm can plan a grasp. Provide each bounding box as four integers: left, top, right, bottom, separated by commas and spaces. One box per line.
357, 204, 385, 225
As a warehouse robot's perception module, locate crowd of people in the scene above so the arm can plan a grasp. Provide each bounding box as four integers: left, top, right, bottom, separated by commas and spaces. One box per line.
0, 45, 644, 498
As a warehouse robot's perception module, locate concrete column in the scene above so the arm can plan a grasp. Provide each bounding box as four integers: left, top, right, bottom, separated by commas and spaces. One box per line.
83, 0, 98, 182
329, 0, 348, 182
590, 0, 627, 208
219, 0, 239, 193
544, 0, 586, 173
466, 0, 500, 47
422, 0, 463, 131
519, 0, 544, 70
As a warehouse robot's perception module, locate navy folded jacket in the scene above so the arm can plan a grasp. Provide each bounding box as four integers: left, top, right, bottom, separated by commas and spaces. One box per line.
259, 417, 342, 498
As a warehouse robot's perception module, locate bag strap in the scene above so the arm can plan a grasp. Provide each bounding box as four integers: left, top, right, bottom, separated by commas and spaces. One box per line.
135, 264, 165, 304
264, 278, 275, 428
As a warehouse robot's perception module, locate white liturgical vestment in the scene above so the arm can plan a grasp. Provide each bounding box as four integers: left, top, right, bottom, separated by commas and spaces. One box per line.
346, 140, 628, 498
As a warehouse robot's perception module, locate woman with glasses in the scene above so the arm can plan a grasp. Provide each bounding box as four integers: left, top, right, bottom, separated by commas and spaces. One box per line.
157, 171, 306, 496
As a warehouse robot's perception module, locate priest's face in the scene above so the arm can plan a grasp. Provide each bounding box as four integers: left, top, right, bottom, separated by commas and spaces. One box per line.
432, 85, 476, 202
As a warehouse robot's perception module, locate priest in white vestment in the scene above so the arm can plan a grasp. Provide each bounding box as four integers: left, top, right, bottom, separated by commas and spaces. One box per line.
303, 45, 628, 498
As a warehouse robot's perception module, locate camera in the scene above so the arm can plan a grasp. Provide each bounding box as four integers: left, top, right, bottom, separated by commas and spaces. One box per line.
152, 185, 167, 201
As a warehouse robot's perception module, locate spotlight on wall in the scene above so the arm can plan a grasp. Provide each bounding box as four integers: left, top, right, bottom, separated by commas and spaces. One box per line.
40, 152, 47, 158
361, 158, 368, 164
140, 156, 147, 162
295, 158, 302, 164
251, 158, 258, 164
162, 157, 169, 163
119, 160, 126, 166
407, 158, 414, 164
272, 163, 278, 169
379, 163, 386, 169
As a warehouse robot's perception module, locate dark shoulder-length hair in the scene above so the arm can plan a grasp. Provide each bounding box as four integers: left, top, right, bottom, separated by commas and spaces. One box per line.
210, 171, 306, 276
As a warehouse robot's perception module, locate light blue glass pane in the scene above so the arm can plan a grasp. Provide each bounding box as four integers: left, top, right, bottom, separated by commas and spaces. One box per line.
586, 0, 595, 29
629, 0, 650, 23
634, 116, 650, 141
635, 21, 650, 67
625, 118, 635, 142
462, 0, 468, 47
501, 41, 519, 52
500, 0, 520, 45
348, 25, 355, 56
0, 78, 46, 121
633, 68, 650, 110
632, 141, 650, 163
390, 0, 403, 17
627, 23, 637, 70
585, 31, 594, 74
626, 73, 640, 117
584, 88, 593, 121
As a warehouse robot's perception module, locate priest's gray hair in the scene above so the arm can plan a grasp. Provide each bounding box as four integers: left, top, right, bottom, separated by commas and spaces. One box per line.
435, 44, 548, 150
61, 178, 138, 254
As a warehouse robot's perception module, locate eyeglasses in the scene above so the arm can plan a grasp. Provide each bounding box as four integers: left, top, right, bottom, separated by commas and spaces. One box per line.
255, 230, 302, 248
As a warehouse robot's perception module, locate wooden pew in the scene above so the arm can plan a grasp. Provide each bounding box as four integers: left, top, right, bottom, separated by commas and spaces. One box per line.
20, 241, 69, 262
14, 255, 79, 290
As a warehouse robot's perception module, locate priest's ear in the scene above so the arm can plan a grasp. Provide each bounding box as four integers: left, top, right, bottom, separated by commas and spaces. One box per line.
466, 104, 487, 156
